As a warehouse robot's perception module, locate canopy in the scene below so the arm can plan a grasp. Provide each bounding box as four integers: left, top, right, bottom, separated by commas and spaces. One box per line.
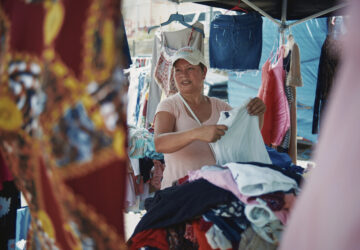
169, 0, 347, 25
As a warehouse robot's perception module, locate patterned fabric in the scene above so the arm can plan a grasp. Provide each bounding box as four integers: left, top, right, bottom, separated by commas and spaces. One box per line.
0, 0, 128, 248
166, 223, 198, 250
128, 127, 164, 160
203, 200, 249, 249
278, 85, 295, 152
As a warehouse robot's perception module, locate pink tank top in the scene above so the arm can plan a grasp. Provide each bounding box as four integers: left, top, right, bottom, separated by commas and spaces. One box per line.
258, 47, 290, 146
155, 93, 231, 188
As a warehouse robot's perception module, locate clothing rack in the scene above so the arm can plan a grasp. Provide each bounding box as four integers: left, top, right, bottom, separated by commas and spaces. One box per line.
147, 12, 205, 37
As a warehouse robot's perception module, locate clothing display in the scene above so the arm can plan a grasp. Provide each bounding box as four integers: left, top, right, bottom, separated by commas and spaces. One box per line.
279, 2, 359, 248
312, 34, 341, 134
244, 201, 278, 228
211, 99, 272, 165
277, 35, 303, 162
155, 93, 231, 188
258, 47, 290, 147
128, 127, 164, 160
0, 0, 129, 248
153, 32, 179, 97
127, 66, 151, 127
209, 13, 263, 71
146, 22, 204, 127
224, 162, 299, 197
130, 158, 304, 249
130, 179, 238, 237
284, 35, 303, 88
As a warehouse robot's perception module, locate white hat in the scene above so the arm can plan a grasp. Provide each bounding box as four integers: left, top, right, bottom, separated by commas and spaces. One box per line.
171, 46, 207, 67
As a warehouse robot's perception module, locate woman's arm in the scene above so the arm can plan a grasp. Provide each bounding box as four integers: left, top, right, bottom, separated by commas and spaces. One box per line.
154, 111, 227, 154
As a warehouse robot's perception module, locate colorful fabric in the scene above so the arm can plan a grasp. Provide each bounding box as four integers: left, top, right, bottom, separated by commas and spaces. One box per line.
0, 0, 128, 248
130, 228, 169, 250
0, 151, 13, 191
280, 2, 360, 249
258, 47, 290, 146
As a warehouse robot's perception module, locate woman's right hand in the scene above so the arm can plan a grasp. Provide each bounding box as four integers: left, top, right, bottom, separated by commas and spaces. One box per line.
195, 124, 228, 143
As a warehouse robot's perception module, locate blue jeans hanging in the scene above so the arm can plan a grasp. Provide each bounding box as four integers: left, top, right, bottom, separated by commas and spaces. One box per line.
209, 13, 263, 71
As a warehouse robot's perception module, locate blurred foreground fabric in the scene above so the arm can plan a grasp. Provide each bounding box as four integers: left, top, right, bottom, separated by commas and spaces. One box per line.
0, 0, 128, 248
279, 1, 360, 250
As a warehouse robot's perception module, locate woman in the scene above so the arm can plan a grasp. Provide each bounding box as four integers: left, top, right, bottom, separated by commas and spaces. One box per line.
154, 47, 266, 189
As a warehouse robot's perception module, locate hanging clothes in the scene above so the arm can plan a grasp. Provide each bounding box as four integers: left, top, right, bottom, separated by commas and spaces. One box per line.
279, 2, 360, 249
258, 47, 290, 147
312, 34, 341, 134
127, 66, 151, 127
278, 35, 303, 163
146, 22, 204, 128
284, 35, 303, 88
209, 12, 263, 71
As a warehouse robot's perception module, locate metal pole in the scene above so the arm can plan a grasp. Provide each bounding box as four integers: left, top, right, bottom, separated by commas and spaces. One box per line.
288, 3, 348, 28
280, 0, 288, 44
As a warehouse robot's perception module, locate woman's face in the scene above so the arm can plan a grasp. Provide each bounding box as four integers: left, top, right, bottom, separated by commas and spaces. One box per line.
173, 59, 207, 95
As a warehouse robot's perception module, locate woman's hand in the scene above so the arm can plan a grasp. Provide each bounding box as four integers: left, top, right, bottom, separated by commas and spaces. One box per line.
195, 124, 228, 143
247, 97, 266, 129
247, 97, 266, 116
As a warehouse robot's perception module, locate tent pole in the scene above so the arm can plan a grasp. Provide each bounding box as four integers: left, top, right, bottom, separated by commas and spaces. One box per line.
280, 0, 288, 44
240, 0, 281, 26
288, 3, 348, 28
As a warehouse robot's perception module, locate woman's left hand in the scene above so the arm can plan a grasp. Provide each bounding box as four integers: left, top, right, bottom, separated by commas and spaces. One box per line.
247, 97, 266, 116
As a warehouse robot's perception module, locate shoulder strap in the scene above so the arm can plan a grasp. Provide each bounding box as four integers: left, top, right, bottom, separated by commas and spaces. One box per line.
178, 93, 217, 161
178, 93, 202, 125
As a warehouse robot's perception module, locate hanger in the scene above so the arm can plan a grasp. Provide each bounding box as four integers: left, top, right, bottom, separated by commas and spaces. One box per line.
225, 0, 248, 14
147, 12, 205, 37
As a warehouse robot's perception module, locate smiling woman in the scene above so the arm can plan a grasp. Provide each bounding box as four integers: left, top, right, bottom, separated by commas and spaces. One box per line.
153, 46, 266, 188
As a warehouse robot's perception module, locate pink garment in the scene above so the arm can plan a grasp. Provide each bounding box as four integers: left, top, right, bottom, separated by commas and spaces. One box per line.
155, 93, 231, 188
258, 48, 290, 146
279, 2, 360, 250
188, 167, 250, 203
0, 151, 13, 191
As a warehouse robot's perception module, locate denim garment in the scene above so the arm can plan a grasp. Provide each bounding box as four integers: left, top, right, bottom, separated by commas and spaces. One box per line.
209, 13, 263, 71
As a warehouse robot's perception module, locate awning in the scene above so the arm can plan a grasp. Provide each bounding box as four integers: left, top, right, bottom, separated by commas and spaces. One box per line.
169, 0, 347, 20
169, 0, 348, 39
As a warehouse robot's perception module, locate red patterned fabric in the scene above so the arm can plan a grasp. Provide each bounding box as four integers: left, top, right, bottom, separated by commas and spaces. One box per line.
192, 219, 214, 250
258, 48, 290, 146
0, 0, 128, 248
0, 151, 13, 191
130, 229, 169, 250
